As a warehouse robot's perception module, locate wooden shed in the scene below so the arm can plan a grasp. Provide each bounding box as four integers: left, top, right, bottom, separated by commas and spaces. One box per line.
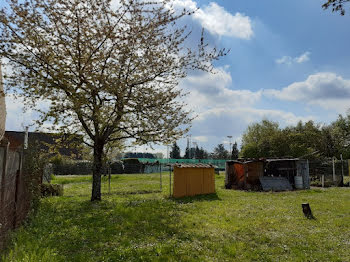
225, 159, 310, 191
173, 163, 215, 198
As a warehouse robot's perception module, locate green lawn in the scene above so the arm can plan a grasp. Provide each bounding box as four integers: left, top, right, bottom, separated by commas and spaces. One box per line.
2, 173, 350, 262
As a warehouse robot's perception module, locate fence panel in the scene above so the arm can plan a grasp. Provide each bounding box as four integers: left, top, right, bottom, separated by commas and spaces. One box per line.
0, 145, 35, 250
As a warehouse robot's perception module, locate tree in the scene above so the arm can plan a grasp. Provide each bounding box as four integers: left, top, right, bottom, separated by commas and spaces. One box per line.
0, 0, 226, 201
184, 146, 195, 159
322, 0, 350, 15
231, 142, 239, 159
212, 144, 229, 159
170, 142, 181, 159
195, 146, 208, 159
241, 120, 284, 158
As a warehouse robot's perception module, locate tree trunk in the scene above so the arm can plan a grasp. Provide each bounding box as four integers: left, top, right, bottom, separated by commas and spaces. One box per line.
91, 140, 104, 201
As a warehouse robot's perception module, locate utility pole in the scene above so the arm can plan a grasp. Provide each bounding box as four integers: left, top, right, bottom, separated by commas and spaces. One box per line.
192, 142, 198, 159
227, 135, 232, 159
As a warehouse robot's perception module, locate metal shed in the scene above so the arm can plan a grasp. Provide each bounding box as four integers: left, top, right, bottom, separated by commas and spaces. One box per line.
225, 158, 310, 191
173, 163, 215, 198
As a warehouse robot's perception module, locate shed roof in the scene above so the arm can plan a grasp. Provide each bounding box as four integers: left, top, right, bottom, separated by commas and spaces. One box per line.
172, 163, 215, 168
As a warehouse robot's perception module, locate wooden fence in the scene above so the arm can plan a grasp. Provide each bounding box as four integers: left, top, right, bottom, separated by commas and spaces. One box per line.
0, 139, 34, 249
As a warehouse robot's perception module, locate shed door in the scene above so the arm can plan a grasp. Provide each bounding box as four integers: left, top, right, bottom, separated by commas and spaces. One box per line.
297, 160, 310, 189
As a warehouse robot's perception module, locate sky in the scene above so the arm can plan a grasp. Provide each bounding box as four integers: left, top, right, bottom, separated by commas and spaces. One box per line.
3, 0, 350, 156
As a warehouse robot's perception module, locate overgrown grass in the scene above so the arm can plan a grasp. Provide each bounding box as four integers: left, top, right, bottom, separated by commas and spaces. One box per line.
2, 173, 350, 261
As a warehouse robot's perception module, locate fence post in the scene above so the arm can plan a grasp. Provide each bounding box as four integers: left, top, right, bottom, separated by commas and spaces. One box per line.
322, 175, 324, 188
0, 140, 9, 207
332, 157, 336, 184
169, 165, 171, 197
340, 154, 344, 186
159, 163, 162, 191
108, 163, 111, 194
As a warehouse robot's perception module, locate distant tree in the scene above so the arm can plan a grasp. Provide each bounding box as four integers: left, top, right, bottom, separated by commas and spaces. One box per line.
0, 0, 226, 201
241, 119, 335, 159
241, 120, 284, 158
322, 0, 350, 15
212, 144, 229, 159
231, 142, 239, 159
195, 147, 208, 159
184, 146, 196, 159
327, 113, 350, 158
170, 142, 181, 159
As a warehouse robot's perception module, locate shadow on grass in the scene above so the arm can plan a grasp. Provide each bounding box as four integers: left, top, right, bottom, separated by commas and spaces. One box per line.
104, 189, 162, 196
4, 196, 194, 261
171, 193, 221, 203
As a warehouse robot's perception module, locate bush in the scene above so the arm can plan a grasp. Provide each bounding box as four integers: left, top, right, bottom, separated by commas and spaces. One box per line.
52, 161, 93, 175
41, 183, 64, 197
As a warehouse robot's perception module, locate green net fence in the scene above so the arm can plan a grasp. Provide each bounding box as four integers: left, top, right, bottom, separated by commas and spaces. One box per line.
137, 158, 227, 169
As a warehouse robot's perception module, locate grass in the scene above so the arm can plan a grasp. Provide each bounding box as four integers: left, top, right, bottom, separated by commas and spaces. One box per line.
2, 173, 350, 262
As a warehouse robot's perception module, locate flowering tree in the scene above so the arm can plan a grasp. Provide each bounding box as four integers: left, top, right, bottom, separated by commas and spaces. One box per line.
0, 0, 227, 200
323, 0, 350, 15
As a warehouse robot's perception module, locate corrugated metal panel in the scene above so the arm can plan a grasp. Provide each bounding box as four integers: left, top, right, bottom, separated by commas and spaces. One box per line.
297, 160, 310, 189
173, 166, 215, 198
259, 176, 293, 191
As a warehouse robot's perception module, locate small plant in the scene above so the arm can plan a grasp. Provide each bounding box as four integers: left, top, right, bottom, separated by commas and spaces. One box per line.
40, 183, 63, 197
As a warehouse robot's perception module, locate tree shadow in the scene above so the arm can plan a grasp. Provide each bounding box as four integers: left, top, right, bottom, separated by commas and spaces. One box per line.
16, 195, 196, 261
171, 193, 221, 203
104, 189, 162, 196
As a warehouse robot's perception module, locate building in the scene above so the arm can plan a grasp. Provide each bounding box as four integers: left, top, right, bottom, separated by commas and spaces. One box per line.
4, 131, 84, 159
225, 158, 310, 191
173, 163, 216, 198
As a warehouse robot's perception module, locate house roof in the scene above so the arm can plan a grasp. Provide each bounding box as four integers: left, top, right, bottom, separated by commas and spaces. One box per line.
4, 131, 83, 159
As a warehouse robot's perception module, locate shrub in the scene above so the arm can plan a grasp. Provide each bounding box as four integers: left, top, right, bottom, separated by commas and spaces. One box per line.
40, 183, 63, 197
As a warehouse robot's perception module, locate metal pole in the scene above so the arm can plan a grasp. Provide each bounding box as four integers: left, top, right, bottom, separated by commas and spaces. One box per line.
322, 175, 324, 188
160, 162, 162, 191
341, 154, 344, 186
108, 163, 111, 194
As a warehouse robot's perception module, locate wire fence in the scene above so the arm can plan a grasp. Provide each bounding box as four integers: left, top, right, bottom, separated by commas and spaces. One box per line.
309, 159, 348, 187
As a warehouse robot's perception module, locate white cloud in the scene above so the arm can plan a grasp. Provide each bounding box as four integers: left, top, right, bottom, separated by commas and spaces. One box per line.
111, 0, 253, 39
265, 72, 350, 112
180, 66, 262, 113
193, 3, 253, 39
294, 51, 310, 63
170, 1, 253, 39
276, 51, 311, 65
5, 94, 50, 131
178, 67, 315, 150
193, 136, 208, 143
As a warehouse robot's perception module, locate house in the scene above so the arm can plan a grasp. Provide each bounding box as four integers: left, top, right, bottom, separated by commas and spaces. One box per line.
4, 131, 84, 160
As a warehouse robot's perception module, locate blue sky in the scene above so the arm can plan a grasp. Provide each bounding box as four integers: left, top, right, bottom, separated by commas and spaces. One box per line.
3, 0, 350, 156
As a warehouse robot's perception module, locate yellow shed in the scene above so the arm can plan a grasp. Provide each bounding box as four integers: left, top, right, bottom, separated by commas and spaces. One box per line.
173, 163, 215, 198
